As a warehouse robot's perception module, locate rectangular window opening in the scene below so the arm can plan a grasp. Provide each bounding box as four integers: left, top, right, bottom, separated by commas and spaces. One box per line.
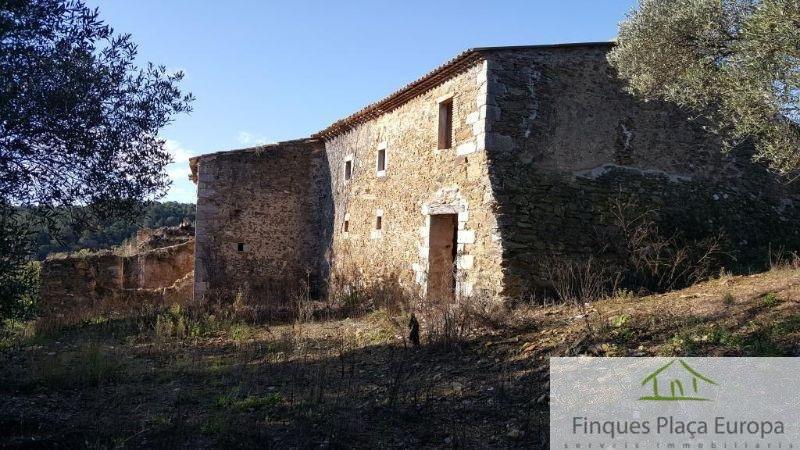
438, 99, 453, 149
343, 220, 349, 233
344, 160, 352, 180
376, 149, 386, 172
237, 242, 245, 252
375, 215, 382, 230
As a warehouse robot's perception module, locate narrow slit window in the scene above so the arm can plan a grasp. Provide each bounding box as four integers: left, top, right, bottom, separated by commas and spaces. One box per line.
344, 160, 352, 180
438, 99, 453, 149
343, 219, 349, 233
375, 215, 382, 230
237, 243, 245, 252
376, 149, 386, 172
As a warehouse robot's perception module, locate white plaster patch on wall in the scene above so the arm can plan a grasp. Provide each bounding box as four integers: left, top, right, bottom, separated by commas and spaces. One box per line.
574, 163, 693, 183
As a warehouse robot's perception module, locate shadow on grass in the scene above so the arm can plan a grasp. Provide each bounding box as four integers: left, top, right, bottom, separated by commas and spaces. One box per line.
1, 320, 550, 449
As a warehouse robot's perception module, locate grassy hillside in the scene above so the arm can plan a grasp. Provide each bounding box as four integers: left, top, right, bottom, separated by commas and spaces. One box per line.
1, 267, 799, 447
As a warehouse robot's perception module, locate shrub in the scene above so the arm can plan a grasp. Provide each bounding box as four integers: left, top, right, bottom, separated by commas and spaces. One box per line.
605, 196, 728, 293
539, 255, 617, 304
0, 261, 40, 321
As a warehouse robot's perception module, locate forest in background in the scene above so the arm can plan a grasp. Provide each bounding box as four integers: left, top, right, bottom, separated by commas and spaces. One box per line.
25, 202, 195, 260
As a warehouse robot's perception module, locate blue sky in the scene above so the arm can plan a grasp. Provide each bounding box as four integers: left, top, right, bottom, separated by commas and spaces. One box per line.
87, 0, 638, 203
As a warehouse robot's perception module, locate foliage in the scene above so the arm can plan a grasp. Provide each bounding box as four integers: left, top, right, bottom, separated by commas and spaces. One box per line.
0, 0, 193, 320
609, 0, 800, 174
0, 261, 39, 320
28, 201, 195, 259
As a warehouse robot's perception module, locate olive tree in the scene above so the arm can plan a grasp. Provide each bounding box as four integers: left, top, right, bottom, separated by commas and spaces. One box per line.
0, 0, 193, 318
608, 0, 800, 175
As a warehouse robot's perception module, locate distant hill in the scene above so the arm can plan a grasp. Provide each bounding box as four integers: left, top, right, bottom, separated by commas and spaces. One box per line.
27, 202, 195, 260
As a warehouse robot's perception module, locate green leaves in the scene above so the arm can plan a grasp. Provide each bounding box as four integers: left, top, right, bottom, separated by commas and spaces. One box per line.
0, 0, 193, 320
609, 0, 800, 174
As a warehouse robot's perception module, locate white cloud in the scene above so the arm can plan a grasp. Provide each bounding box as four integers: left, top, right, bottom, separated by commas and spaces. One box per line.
237, 131, 273, 146
165, 139, 192, 164
163, 139, 195, 192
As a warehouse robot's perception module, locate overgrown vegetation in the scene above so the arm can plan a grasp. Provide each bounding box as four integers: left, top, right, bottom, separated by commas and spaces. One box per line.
540, 195, 729, 305
0, 261, 39, 322
3, 265, 799, 447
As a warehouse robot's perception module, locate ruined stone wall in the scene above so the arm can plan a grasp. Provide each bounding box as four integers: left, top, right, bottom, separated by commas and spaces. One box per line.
40, 239, 194, 322
324, 60, 504, 299
484, 45, 800, 295
193, 140, 330, 302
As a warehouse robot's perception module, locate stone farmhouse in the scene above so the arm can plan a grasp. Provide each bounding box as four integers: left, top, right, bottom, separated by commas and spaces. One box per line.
189, 42, 800, 303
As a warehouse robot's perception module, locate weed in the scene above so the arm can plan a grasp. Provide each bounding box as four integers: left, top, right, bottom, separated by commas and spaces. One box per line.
723, 292, 735, 306
763, 293, 780, 307
667, 331, 700, 356
231, 394, 284, 411
613, 289, 636, 300
742, 331, 783, 356
771, 315, 800, 336
229, 323, 254, 342
705, 326, 742, 348
608, 314, 634, 344
214, 388, 284, 412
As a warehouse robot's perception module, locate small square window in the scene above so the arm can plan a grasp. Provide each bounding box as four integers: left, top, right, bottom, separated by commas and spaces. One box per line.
237, 243, 245, 252
376, 149, 386, 173
344, 160, 352, 180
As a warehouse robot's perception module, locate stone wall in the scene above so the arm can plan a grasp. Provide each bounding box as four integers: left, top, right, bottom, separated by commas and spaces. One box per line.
324, 60, 504, 300
191, 43, 800, 303
192, 140, 330, 302
484, 45, 800, 295
40, 232, 194, 322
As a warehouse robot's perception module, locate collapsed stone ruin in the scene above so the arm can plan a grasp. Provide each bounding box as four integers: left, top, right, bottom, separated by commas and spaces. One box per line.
40, 224, 195, 322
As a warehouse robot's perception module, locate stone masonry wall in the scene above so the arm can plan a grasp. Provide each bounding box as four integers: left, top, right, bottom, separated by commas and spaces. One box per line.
40, 238, 194, 323
193, 140, 330, 302
324, 60, 504, 300
484, 45, 800, 295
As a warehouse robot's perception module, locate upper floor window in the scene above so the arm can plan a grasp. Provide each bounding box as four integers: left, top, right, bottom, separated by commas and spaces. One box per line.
438, 98, 453, 149
376, 142, 387, 176
344, 156, 353, 181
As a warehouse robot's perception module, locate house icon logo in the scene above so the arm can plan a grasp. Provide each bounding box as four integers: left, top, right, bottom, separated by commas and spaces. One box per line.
639, 359, 718, 401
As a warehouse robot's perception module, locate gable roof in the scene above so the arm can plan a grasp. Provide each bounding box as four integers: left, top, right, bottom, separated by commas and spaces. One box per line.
313, 42, 613, 139
190, 41, 615, 181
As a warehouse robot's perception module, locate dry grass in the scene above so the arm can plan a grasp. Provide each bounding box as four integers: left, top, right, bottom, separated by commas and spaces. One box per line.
2, 266, 800, 447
